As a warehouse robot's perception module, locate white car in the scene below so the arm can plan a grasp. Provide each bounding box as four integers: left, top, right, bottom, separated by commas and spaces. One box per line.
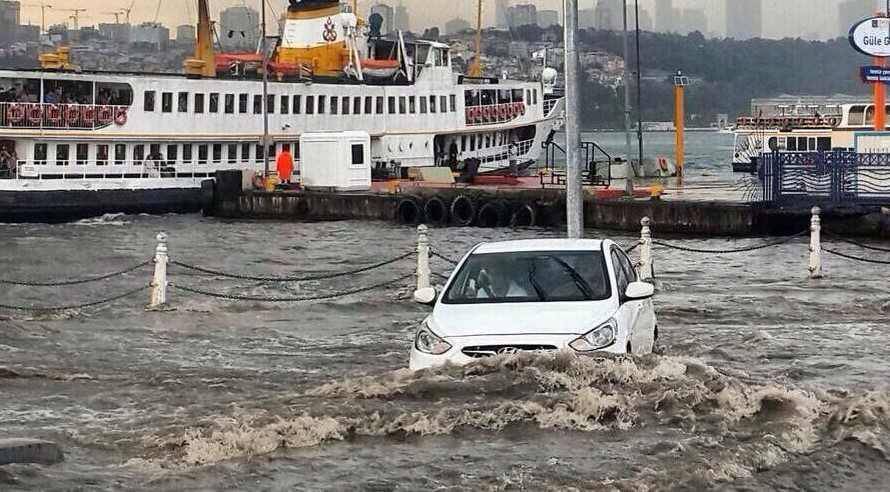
410, 239, 657, 371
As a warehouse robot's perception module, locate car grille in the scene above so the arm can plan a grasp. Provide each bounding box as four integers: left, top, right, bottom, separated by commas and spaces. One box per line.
461, 345, 559, 358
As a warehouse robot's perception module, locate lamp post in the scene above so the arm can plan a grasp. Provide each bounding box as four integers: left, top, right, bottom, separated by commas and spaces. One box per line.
564, 0, 583, 238
622, 0, 634, 196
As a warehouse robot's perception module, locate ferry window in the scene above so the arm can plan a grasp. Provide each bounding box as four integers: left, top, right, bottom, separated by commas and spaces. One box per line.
388, 96, 396, 114
56, 144, 70, 165
178, 92, 188, 112
255, 144, 263, 162
441, 96, 448, 112
430, 95, 437, 113
331, 96, 339, 115
76, 143, 88, 165
526, 89, 531, 103
194, 93, 205, 114
223, 94, 233, 114
281, 95, 290, 115
227, 144, 238, 164
34, 143, 47, 163
144, 91, 156, 112
512, 89, 523, 102
167, 144, 178, 162
161, 92, 173, 113
182, 144, 193, 163
241, 143, 251, 161
461, 135, 466, 151
133, 144, 145, 162
268, 144, 276, 158
239, 94, 248, 114
114, 144, 126, 165
318, 95, 326, 114
420, 97, 427, 113
293, 95, 302, 114
469, 135, 475, 151
209, 93, 219, 113
198, 144, 208, 164
409, 96, 416, 114
96, 145, 108, 166
797, 137, 808, 150
787, 137, 797, 151
267, 95, 275, 114
865, 106, 876, 126
342, 97, 350, 115
366, 96, 373, 114
767, 137, 778, 152
351, 144, 364, 166
399, 96, 407, 114
293, 141, 301, 159
818, 137, 831, 151
808, 137, 816, 151
95, 82, 132, 106
212, 144, 222, 163
150, 144, 161, 158
450, 95, 456, 112
533, 89, 538, 105
354, 96, 361, 114
306, 95, 315, 114
253, 95, 262, 114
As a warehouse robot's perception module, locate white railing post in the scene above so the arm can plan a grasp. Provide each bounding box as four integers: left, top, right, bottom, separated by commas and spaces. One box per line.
639, 217, 654, 281
809, 206, 822, 279
149, 232, 168, 308
416, 224, 431, 291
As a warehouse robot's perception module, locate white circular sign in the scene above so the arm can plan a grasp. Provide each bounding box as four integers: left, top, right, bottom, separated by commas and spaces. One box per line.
850, 17, 890, 57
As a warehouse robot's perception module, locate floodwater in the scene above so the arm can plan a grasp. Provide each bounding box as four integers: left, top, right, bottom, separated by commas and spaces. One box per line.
2, 212, 890, 491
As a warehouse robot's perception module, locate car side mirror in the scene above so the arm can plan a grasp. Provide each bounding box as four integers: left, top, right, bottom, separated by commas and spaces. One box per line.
413, 287, 438, 306
625, 281, 655, 300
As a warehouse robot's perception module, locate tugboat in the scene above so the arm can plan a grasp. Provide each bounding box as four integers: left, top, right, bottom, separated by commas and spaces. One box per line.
0, 0, 564, 221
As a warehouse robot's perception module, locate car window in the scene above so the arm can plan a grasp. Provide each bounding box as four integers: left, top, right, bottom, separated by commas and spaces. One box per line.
443, 250, 611, 304
616, 248, 637, 283
610, 249, 630, 298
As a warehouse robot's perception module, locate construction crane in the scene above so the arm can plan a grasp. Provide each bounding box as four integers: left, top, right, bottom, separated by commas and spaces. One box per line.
121, 0, 135, 24
103, 11, 124, 24
24, 3, 52, 33
468, 0, 483, 77
58, 8, 87, 31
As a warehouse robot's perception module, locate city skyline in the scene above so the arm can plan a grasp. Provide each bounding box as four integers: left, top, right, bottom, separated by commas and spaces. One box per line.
9, 0, 889, 40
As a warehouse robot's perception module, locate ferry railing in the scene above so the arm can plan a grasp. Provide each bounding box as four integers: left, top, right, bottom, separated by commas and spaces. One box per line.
539, 140, 612, 188
6, 160, 259, 181
543, 98, 562, 118
462, 138, 536, 166
0, 102, 130, 130
465, 102, 527, 127
759, 151, 890, 205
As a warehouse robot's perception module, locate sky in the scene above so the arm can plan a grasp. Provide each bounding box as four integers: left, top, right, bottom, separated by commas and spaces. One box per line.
14, 0, 888, 41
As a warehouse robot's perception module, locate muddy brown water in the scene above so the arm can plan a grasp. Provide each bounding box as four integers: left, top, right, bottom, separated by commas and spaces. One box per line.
1, 213, 890, 491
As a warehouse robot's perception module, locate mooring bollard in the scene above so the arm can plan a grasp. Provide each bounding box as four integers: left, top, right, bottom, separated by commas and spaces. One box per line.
809, 206, 822, 279
416, 224, 431, 291
639, 217, 654, 281
149, 232, 168, 308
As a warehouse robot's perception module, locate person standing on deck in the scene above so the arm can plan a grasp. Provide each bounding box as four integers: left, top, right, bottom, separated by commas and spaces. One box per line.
508, 141, 519, 177
277, 145, 294, 185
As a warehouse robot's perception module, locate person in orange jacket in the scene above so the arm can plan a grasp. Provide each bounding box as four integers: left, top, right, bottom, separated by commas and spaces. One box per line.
276, 145, 294, 185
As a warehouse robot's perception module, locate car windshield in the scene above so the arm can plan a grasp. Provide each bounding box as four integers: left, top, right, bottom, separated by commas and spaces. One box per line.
443, 250, 611, 304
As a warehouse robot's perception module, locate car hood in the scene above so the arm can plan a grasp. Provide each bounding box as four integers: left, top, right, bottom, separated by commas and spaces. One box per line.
430, 300, 617, 338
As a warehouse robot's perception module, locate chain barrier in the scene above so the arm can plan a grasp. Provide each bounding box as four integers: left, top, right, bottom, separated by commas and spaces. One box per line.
0, 260, 153, 287
169, 252, 415, 283
823, 248, 890, 265
431, 250, 459, 265
623, 242, 641, 253
170, 273, 414, 303
0, 285, 149, 312
823, 231, 890, 253
652, 230, 808, 254
432, 272, 451, 281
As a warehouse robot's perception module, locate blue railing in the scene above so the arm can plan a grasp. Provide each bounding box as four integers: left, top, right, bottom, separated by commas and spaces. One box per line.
759, 151, 890, 205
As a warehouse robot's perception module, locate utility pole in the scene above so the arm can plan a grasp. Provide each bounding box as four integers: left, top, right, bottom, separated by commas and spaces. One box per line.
564, 0, 583, 238
622, 0, 634, 196
634, 0, 644, 168
469, 0, 483, 77
261, 0, 271, 180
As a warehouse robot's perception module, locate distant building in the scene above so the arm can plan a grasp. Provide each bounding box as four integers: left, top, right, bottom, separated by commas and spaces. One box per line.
176, 24, 196, 44
726, 0, 762, 39
631, 7, 653, 32
444, 17, 472, 35
47, 24, 68, 44
99, 23, 131, 43
17, 23, 38, 42
394, 3, 409, 32
579, 8, 596, 29
0, 0, 21, 44
495, 0, 510, 29
678, 9, 707, 34
370, 3, 394, 34
838, 0, 874, 37
594, 0, 622, 31
537, 10, 559, 28
219, 6, 259, 51
655, 0, 674, 33
508, 4, 537, 29
130, 22, 169, 50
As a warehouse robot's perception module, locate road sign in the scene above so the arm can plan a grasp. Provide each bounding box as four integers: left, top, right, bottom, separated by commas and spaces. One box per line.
850, 16, 890, 57
861, 65, 890, 83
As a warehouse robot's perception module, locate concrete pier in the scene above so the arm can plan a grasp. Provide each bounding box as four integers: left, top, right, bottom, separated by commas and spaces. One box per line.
0, 439, 64, 466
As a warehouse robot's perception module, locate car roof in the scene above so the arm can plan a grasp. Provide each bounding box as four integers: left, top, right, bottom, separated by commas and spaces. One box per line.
472, 239, 607, 254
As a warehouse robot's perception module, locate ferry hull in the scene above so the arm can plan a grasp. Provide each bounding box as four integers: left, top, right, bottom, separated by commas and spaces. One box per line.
0, 182, 213, 223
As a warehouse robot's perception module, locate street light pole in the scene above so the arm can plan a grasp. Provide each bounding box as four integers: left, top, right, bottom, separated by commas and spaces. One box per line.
564, 0, 583, 238
622, 0, 634, 196
634, 0, 644, 168
261, 0, 271, 180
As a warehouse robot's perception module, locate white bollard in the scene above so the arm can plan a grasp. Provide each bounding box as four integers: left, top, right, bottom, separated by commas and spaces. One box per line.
639, 217, 654, 281
809, 206, 822, 279
416, 224, 431, 291
149, 232, 169, 308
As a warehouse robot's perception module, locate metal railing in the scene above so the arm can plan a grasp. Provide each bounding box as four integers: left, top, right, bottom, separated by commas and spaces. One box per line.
465, 102, 527, 126
539, 140, 613, 188
4, 160, 259, 181
463, 138, 536, 166
759, 151, 890, 205
543, 98, 561, 118
0, 102, 130, 129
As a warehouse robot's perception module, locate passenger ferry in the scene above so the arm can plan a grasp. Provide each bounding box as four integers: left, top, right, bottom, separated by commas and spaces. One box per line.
0, 0, 564, 221
731, 103, 883, 173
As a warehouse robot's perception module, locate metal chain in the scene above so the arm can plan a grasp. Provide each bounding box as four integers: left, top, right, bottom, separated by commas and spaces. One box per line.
170, 273, 414, 303
432, 272, 451, 281
0, 260, 153, 287
431, 250, 459, 265
652, 230, 807, 254
823, 248, 890, 265
169, 252, 415, 282
623, 241, 641, 253
823, 231, 890, 253
0, 285, 149, 312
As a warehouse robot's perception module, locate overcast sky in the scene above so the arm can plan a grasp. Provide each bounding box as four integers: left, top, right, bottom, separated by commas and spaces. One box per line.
16, 0, 887, 41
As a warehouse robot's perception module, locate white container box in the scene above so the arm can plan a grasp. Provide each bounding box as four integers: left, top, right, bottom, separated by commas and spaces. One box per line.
299, 131, 372, 191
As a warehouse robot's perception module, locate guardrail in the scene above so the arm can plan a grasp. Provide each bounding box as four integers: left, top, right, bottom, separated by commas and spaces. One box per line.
465, 102, 527, 126
3, 160, 260, 181
759, 151, 890, 205
0, 102, 130, 130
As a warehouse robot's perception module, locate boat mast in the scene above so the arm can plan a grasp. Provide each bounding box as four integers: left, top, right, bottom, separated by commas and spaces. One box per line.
468, 0, 483, 77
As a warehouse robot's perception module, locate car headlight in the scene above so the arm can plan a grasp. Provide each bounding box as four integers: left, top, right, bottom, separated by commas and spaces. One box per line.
569, 318, 618, 352
414, 323, 452, 355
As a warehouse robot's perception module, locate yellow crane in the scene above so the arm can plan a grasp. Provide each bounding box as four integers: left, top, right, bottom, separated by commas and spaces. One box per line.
468, 0, 483, 77
183, 0, 217, 78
